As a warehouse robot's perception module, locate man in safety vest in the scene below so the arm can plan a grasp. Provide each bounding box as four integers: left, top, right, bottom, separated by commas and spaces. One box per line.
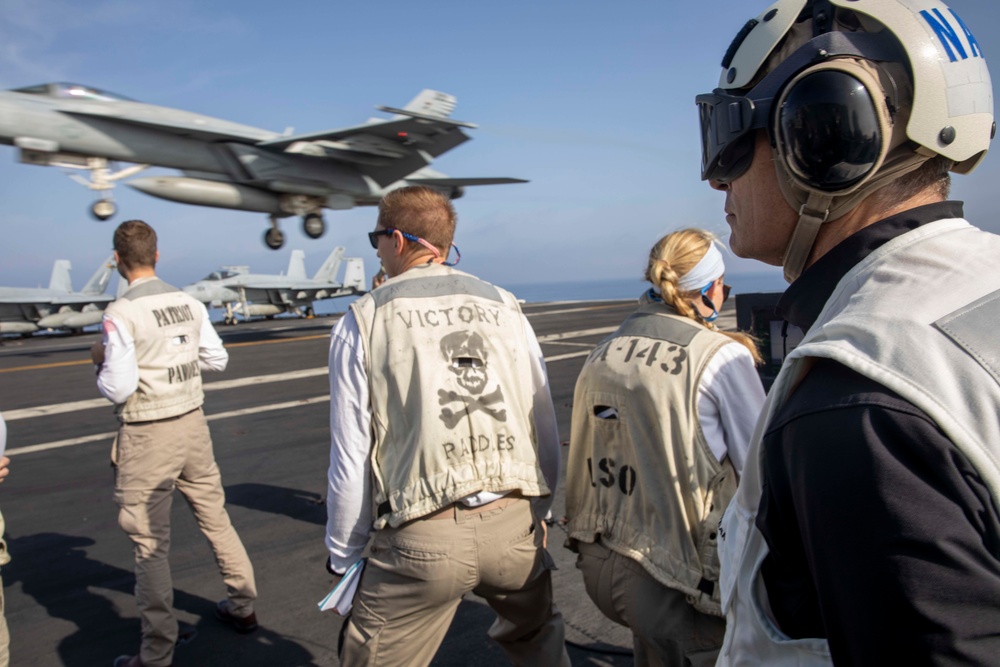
697, 0, 1000, 664
324, 186, 569, 666
93, 220, 257, 667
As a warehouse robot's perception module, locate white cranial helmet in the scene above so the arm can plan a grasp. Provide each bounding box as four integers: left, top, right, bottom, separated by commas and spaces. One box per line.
697, 0, 994, 281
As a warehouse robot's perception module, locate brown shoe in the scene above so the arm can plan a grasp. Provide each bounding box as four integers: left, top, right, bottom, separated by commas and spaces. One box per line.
215, 599, 258, 634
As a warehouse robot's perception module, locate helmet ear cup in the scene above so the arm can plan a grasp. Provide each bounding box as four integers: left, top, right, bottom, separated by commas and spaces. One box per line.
775, 62, 892, 193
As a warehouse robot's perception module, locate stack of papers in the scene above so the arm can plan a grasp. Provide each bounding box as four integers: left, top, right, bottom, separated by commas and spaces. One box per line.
318, 559, 365, 615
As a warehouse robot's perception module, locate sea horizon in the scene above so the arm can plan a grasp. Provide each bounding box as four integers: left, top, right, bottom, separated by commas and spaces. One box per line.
301, 271, 787, 319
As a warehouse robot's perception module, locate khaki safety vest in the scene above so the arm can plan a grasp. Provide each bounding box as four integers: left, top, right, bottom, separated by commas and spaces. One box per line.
104, 279, 206, 423
566, 301, 735, 616
718, 218, 1000, 665
351, 263, 550, 529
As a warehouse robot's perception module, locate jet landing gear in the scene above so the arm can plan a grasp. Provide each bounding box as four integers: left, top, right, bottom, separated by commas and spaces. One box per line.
303, 212, 325, 239
264, 215, 286, 250
264, 229, 285, 250
90, 198, 117, 221
65, 158, 148, 222
263, 211, 325, 249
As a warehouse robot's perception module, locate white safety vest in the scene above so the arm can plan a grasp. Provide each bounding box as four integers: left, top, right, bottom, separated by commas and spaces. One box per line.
351, 263, 550, 529
566, 302, 735, 616
105, 279, 206, 423
718, 218, 1000, 665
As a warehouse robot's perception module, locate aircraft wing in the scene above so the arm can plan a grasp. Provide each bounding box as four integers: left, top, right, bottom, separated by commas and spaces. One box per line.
60, 108, 272, 143
49, 294, 114, 306
258, 116, 473, 150
406, 177, 529, 186
0, 294, 111, 306
257, 90, 476, 168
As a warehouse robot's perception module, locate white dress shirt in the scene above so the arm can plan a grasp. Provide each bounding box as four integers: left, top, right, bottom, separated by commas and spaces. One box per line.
696, 341, 765, 476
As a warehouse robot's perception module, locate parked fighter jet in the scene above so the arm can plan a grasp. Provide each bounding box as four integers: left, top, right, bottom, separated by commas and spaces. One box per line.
0, 82, 526, 249
183, 246, 364, 324
0, 255, 117, 334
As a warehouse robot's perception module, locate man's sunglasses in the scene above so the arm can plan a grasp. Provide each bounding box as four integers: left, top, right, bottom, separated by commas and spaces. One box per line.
367, 227, 462, 267
368, 228, 395, 249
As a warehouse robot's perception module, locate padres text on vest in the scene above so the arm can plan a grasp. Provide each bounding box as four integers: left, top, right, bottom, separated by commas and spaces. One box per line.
567, 301, 736, 616
104, 279, 206, 423
351, 263, 549, 528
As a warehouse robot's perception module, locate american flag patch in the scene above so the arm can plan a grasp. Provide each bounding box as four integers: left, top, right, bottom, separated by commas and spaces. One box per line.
102, 319, 117, 334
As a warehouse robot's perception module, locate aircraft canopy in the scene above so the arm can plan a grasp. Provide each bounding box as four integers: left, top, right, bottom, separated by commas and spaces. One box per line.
200, 269, 245, 281
11, 82, 134, 102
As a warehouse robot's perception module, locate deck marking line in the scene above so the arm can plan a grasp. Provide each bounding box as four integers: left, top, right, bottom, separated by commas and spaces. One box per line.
0, 333, 330, 374
536, 326, 616, 343
7, 395, 331, 456
526, 304, 629, 317
545, 350, 594, 362
4, 367, 328, 421
5, 327, 613, 423
0, 359, 92, 374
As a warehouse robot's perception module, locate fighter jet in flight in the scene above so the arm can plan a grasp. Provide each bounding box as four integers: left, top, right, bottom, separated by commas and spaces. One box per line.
0, 255, 118, 334
183, 246, 364, 324
0, 82, 525, 249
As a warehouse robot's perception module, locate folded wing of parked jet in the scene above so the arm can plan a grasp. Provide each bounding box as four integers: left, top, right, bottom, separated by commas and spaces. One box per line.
183, 247, 364, 324
0, 254, 117, 334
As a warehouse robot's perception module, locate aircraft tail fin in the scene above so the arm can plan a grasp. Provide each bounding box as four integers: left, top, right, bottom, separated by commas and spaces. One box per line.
48, 260, 73, 293
313, 246, 346, 283
286, 250, 307, 281
342, 258, 366, 293
82, 255, 117, 295
397, 89, 457, 119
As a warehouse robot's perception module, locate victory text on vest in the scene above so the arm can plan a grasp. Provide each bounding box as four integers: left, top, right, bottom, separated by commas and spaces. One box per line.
395, 304, 502, 329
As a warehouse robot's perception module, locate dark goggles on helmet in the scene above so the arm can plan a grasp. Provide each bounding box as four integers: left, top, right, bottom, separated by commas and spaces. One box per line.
696, 91, 773, 184
695, 30, 904, 184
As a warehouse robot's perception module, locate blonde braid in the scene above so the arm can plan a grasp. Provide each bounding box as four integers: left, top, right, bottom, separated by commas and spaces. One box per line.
645, 228, 763, 365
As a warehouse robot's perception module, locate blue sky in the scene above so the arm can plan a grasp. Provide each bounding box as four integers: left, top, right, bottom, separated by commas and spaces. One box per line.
1, 0, 998, 295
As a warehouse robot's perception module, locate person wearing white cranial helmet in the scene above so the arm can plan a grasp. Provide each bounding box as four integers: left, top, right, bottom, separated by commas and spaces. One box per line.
697, 0, 1000, 665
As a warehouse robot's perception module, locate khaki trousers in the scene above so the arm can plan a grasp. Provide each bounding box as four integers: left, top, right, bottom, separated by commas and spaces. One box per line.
576, 541, 724, 667
114, 409, 256, 667
340, 498, 570, 667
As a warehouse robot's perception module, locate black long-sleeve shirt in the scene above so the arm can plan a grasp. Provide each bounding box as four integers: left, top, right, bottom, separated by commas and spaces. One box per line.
756, 201, 1000, 665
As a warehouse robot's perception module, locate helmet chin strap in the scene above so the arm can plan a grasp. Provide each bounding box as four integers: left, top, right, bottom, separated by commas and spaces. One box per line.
782, 192, 832, 283
778, 148, 932, 283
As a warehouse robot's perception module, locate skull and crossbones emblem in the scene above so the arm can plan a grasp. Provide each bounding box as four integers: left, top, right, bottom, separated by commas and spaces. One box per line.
437, 330, 507, 429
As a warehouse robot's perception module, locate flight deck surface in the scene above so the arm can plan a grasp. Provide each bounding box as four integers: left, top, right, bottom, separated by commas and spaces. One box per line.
0, 298, 736, 666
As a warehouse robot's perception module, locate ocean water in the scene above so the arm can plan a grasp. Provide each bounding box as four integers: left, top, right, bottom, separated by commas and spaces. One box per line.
267, 271, 788, 320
